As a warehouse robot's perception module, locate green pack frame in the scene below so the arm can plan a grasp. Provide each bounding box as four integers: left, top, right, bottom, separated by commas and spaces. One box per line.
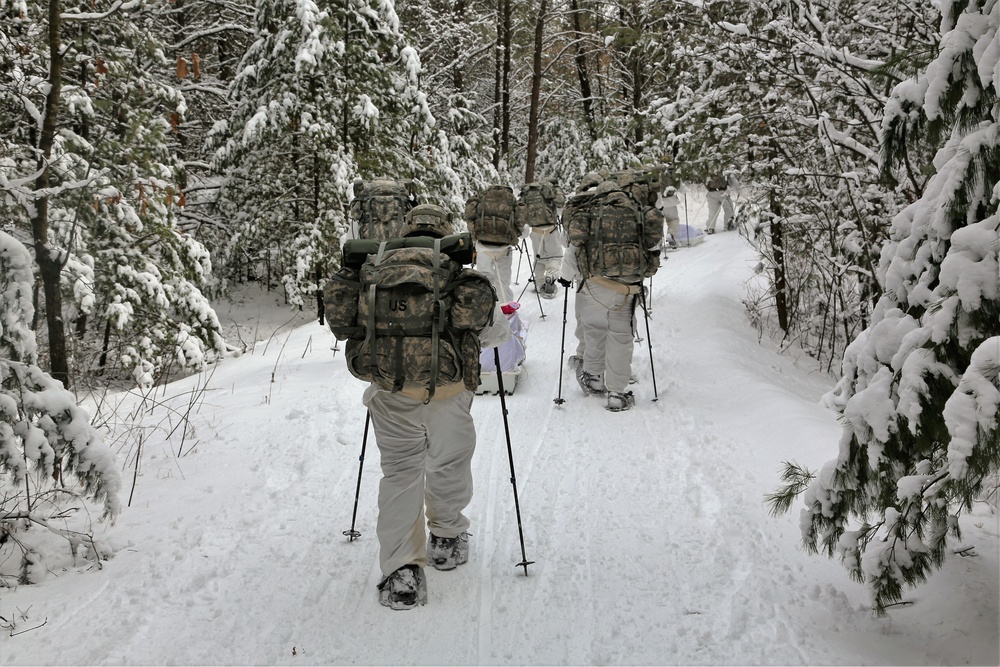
342, 232, 475, 269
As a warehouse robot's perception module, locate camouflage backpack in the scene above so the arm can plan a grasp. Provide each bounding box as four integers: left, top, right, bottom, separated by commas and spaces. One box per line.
565, 182, 664, 279
350, 179, 415, 241
464, 185, 519, 245
706, 173, 727, 191
324, 233, 496, 399
516, 180, 565, 230
612, 166, 669, 208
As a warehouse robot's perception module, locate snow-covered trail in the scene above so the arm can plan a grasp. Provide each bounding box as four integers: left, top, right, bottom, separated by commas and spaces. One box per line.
2, 204, 998, 666
453, 232, 844, 665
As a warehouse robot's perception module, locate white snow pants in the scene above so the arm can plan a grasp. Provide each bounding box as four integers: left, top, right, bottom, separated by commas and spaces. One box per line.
663, 210, 680, 238
528, 228, 564, 285
706, 190, 735, 232
365, 389, 477, 577
578, 280, 637, 393
573, 287, 585, 357
475, 242, 514, 303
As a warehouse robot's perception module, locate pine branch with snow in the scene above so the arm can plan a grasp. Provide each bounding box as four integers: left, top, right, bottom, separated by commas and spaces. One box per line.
0, 232, 121, 585
784, 0, 1000, 615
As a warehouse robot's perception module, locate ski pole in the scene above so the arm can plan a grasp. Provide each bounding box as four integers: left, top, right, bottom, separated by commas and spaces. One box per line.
553, 283, 570, 405
514, 242, 523, 285
516, 239, 534, 301
494, 347, 534, 576
343, 410, 371, 540
682, 191, 691, 247
638, 287, 658, 401
515, 239, 546, 319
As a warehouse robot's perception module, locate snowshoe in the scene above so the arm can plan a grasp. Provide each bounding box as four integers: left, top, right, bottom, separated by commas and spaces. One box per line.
606, 391, 636, 412
377, 564, 427, 610
427, 532, 470, 571
576, 370, 606, 396
539, 275, 558, 299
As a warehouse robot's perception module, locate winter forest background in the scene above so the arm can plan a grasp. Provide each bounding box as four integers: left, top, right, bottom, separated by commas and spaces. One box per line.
1, 0, 998, 631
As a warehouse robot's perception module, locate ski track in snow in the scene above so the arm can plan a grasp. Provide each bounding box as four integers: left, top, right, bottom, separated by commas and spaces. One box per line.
2, 207, 998, 666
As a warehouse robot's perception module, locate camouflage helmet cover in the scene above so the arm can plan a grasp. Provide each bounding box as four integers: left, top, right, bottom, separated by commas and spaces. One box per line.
402, 203, 452, 238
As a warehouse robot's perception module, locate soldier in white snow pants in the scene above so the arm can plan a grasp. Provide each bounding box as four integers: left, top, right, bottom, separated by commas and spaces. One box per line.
560, 243, 640, 395
363, 384, 476, 579
475, 241, 515, 303
577, 279, 637, 394
527, 226, 565, 287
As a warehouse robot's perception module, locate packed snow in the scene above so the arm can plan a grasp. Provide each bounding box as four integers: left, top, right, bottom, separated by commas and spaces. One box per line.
1, 190, 997, 666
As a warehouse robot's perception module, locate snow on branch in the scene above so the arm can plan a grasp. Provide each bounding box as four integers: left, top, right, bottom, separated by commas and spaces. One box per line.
168, 24, 255, 51
60, 0, 142, 22
945, 337, 1000, 479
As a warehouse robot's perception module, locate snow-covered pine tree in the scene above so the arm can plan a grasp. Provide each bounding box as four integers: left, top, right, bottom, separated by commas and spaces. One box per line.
394, 0, 501, 211
211, 0, 435, 306
771, 0, 999, 615
598, 0, 675, 156
159, 0, 255, 240
0, 231, 122, 584
1, 0, 230, 388
677, 0, 940, 371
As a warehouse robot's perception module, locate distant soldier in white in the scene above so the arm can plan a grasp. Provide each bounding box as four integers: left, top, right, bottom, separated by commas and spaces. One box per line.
559, 172, 602, 371
464, 185, 520, 303
517, 177, 567, 299
704, 170, 737, 234
560, 172, 664, 412
660, 185, 681, 249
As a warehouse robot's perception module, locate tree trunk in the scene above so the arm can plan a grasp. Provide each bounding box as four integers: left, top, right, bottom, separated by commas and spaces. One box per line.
34, 0, 70, 388
316, 269, 325, 325
492, 0, 502, 168
631, 49, 644, 150
453, 0, 467, 91
313, 151, 323, 322
524, 0, 548, 184
342, 15, 351, 147
570, 0, 596, 140
500, 0, 512, 161
99, 317, 111, 370
624, 1, 644, 151
769, 190, 788, 333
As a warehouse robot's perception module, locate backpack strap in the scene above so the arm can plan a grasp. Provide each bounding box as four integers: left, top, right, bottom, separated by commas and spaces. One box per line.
374, 241, 412, 394
593, 198, 606, 277
426, 238, 445, 403
365, 197, 377, 240
365, 242, 384, 385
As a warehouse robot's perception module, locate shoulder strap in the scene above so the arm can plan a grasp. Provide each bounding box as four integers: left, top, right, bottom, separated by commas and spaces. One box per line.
425, 240, 441, 401
365, 242, 388, 382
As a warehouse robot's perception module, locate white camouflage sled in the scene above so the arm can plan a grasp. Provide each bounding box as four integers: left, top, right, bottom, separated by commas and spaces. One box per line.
477, 303, 528, 396
669, 224, 705, 248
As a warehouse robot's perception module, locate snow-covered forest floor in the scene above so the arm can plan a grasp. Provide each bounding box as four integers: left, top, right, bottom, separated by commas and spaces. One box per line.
1, 192, 997, 666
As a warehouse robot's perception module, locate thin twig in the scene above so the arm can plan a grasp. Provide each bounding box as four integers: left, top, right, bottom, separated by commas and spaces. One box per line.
9, 618, 48, 637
